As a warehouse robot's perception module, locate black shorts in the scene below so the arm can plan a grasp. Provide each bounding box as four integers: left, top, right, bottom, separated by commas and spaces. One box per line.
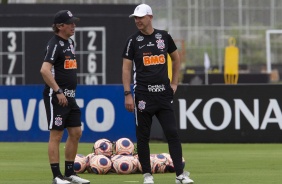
43, 95, 81, 130
134, 88, 178, 138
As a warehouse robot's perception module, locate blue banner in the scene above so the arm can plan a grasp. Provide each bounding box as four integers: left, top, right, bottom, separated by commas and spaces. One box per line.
3, 84, 281, 143
0, 85, 136, 143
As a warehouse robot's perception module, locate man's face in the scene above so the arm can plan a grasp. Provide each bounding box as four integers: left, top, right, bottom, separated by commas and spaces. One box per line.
60, 22, 76, 38
134, 15, 152, 30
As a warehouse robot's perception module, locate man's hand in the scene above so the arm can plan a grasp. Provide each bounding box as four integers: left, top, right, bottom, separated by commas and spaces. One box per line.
170, 83, 177, 94
57, 93, 68, 107
125, 95, 134, 112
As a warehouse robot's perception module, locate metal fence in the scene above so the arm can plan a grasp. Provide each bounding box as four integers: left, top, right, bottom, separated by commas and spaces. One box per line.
5, 0, 282, 73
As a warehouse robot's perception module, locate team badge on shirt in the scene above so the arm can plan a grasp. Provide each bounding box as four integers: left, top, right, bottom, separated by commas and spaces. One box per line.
59, 40, 64, 46
54, 116, 63, 126
156, 39, 165, 49
136, 35, 144, 41
138, 100, 146, 111
155, 33, 162, 39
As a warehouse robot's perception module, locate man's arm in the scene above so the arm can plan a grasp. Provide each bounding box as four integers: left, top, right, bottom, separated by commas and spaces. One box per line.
40, 62, 60, 91
40, 62, 68, 106
122, 58, 134, 112
169, 50, 181, 93
122, 58, 133, 91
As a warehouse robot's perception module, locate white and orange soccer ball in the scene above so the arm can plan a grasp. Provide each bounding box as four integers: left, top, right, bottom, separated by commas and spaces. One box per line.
74, 154, 88, 174
161, 153, 185, 172
112, 155, 138, 174
93, 138, 113, 157
89, 155, 112, 174
111, 154, 122, 163
135, 154, 156, 173
134, 154, 142, 173
151, 153, 169, 173
114, 138, 135, 155
136, 153, 170, 173
85, 153, 95, 173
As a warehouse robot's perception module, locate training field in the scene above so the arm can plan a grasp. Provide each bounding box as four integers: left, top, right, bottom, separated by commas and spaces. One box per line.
0, 142, 281, 184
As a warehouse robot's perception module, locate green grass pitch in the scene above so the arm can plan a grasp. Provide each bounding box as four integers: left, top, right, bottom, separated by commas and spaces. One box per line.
0, 142, 281, 184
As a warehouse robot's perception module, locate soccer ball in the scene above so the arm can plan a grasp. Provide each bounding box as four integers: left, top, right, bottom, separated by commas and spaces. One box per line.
161, 153, 185, 172
74, 154, 87, 173
114, 138, 135, 155
85, 153, 95, 173
133, 154, 142, 173
89, 155, 112, 174
93, 138, 113, 157
111, 154, 123, 162
112, 155, 137, 174
124, 155, 139, 173
136, 153, 169, 173
135, 154, 156, 173
151, 154, 169, 173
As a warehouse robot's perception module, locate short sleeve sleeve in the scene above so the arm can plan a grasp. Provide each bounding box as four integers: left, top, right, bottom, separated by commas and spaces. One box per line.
167, 32, 177, 54
43, 42, 60, 64
122, 37, 135, 60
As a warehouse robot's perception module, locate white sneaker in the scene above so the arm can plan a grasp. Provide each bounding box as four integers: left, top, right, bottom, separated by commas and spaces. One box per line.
64, 175, 90, 184
143, 173, 154, 184
175, 171, 194, 184
53, 176, 71, 184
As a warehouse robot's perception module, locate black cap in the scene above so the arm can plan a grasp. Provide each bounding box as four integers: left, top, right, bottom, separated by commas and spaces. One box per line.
53, 10, 79, 24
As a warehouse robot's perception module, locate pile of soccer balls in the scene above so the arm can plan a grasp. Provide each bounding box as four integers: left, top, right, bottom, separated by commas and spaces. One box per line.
74, 137, 185, 175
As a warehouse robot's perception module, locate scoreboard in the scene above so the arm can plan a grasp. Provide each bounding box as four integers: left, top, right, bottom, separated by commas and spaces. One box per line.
0, 27, 106, 85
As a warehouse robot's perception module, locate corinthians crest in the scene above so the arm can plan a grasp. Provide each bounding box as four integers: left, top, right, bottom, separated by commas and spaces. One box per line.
54, 116, 62, 126
156, 39, 165, 49
138, 100, 146, 111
